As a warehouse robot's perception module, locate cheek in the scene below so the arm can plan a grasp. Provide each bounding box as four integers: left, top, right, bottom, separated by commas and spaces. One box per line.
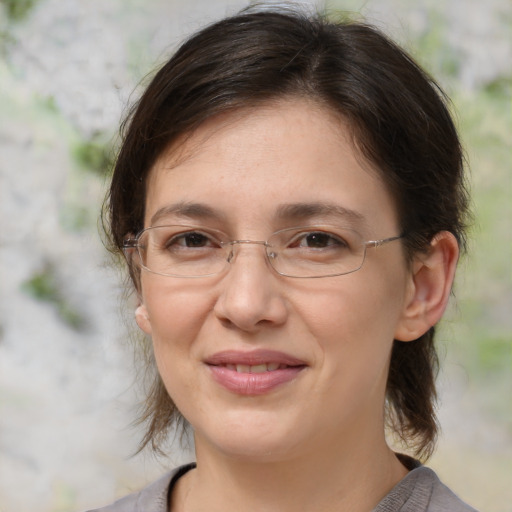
142, 282, 216, 413
141, 279, 216, 367
293, 270, 407, 376
296, 273, 402, 338
144, 278, 210, 326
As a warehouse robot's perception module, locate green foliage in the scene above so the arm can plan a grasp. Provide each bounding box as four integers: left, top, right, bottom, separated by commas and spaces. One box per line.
0, 28, 14, 55
409, 8, 462, 82
0, 0, 39, 22
449, 83, 512, 410
476, 336, 512, 374
37, 94, 59, 114
23, 265, 59, 301
483, 75, 512, 98
22, 264, 86, 330
72, 134, 114, 176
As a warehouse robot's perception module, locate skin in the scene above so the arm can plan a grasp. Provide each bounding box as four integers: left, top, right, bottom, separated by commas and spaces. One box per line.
134, 99, 459, 512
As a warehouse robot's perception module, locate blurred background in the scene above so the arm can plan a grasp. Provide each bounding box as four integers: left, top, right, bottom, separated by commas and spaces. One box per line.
0, 0, 510, 511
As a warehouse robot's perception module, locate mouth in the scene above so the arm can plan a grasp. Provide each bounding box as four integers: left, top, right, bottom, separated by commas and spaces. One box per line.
205, 349, 306, 367
205, 350, 307, 395
223, 362, 290, 373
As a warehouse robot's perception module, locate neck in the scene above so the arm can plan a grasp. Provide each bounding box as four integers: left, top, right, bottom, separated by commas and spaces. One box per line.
171, 428, 408, 512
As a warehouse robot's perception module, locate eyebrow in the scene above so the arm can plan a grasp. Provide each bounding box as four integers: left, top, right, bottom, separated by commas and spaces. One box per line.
150, 202, 226, 226
275, 202, 368, 227
150, 200, 367, 228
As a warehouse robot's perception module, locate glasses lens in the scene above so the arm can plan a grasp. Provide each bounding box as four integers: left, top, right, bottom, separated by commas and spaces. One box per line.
139, 226, 228, 277
267, 226, 365, 277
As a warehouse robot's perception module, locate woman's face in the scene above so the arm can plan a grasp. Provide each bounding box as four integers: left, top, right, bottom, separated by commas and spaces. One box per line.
136, 99, 415, 462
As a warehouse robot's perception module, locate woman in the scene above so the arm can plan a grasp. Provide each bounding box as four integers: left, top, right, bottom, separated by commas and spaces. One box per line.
90, 6, 476, 512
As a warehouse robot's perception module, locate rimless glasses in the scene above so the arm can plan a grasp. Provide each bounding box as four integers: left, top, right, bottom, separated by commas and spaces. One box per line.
123, 225, 403, 279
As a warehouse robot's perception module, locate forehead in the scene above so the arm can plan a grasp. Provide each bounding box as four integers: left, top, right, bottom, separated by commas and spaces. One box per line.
159, 99, 355, 171
145, 99, 398, 234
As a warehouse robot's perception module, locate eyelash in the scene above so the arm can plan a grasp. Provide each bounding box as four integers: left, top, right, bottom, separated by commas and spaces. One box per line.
291, 231, 348, 249
166, 231, 218, 249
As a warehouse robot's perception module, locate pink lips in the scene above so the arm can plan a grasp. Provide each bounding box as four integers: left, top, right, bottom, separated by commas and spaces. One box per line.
205, 350, 307, 396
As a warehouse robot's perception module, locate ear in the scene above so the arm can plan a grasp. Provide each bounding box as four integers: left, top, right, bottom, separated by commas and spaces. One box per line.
394, 231, 459, 342
135, 304, 152, 334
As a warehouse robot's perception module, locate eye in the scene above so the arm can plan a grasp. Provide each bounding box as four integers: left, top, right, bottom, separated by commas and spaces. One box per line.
166, 231, 217, 249
293, 231, 348, 249
174, 232, 211, 247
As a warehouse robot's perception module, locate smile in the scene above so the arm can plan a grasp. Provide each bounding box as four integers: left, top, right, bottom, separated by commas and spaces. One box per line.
205, 350, 307, 395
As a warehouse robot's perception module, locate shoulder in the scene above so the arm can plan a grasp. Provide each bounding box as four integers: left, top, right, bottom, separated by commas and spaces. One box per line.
374, 465, 478, 512
426, 468, 478, 512
83, 464, 195, 512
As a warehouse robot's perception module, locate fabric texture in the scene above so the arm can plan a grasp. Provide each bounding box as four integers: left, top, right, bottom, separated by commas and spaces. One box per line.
371, 465, 478, 512
85, 462, 477, 512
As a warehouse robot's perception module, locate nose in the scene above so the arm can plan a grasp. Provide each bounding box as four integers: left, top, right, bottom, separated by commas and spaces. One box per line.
213, 242, 288, 332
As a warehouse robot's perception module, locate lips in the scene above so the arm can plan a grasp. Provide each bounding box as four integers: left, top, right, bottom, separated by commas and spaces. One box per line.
205, 350, 307, 396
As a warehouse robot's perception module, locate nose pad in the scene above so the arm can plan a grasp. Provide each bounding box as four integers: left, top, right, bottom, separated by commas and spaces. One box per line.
268, 250, 278, 261
227, 248, 235, 264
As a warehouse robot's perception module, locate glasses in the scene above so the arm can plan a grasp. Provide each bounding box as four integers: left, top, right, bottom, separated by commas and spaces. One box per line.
123, 225, 403, 279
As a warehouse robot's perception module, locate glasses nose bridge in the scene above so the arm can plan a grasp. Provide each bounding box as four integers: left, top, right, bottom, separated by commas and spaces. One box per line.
225, 239, 272, 264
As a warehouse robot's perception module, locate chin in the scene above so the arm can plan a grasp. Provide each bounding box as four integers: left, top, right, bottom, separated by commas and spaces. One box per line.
192, 410, 309, 462
205, 435, 304, 463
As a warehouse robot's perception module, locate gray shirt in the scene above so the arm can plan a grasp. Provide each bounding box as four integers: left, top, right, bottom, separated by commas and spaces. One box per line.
85, 463, 478, 512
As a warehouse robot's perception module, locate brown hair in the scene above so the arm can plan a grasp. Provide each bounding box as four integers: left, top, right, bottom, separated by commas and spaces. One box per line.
107, 7, 469, 460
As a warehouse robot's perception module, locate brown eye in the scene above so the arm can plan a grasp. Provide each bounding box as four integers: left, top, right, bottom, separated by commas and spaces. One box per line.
295, 231, 347, 249
180, 233, 210, 247
165, 231, 216, 249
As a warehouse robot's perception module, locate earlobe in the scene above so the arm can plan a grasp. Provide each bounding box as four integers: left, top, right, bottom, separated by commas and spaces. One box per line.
394, 231, 459, 342
135, 304, 152, 334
